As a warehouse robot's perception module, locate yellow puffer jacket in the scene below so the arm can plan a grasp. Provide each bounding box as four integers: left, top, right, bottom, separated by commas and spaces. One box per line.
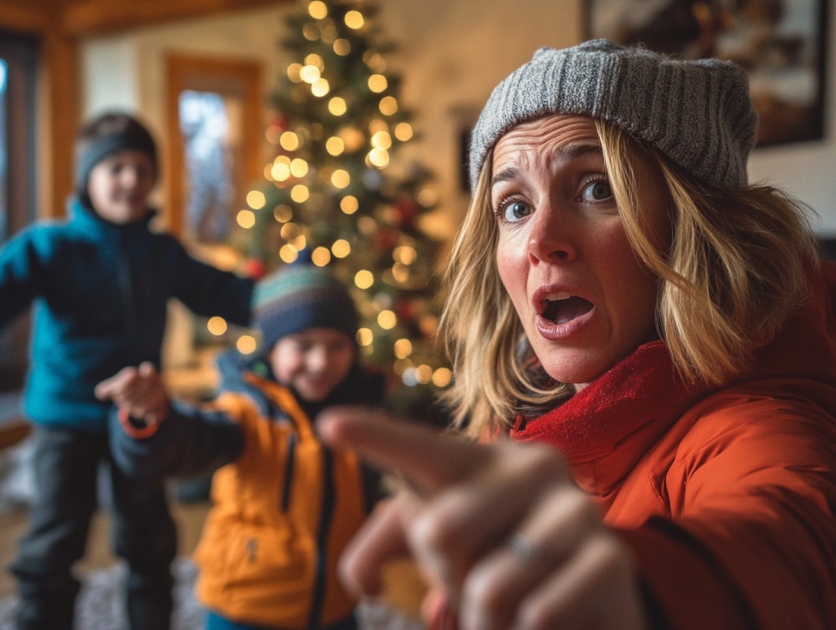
194, 374, 368, 629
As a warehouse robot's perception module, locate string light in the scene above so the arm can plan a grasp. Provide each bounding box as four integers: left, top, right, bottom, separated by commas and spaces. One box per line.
378, 310, 397, 329
326, 137, 345, 156
339, 127, 365, 152
334, 39, 351, 56
393, 245, 417, 264
304, 53, 324, 70
416, 365, 433, 384
394, 122, 413, 141
355, 270, 373, 289
394, 338, 412, 359
363, 50, 387, 72
368, 74, 388, 93
272, 162, 290, 181
368, 148, 389, 168
274, 205, 293, 222
281, 223, 301, 240
287, 63, 303, 82
356, 328, 373, 346
300, 65, 321, 84
371, 131, 391, 149
312, 247, 331, 266
207, 317, 227, 336
328, 97, 347, 116
264, 165, 275, 181
246, 191, 266, 209
292, 235, 307, 250
280, 131, 300, 151
340, 196, 358, 214
368, 119, 388, 134
280, 245, 298, 263
379, 96, 398, 115
331, 170, 350, 189
289, 159, 308, 177
237, 335, 257, 355
391, 263, 409, 283
237, 210, 255, 229
344, 10, 364, 29
291, 185, 310, 202
332, 239, 351, 257
432, 368, 453, 387
311, 78, 330, 97
302, 23, 319, 41
308, 0, 327, 19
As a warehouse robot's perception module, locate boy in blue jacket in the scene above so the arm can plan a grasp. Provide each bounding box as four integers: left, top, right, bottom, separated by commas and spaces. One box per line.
96, 261, 384, 630
0, 112, 254, 630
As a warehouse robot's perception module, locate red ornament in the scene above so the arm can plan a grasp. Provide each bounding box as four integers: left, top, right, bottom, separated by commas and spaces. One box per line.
395, 197, 419, 228
244, 257, 267, 280
396, 299, 416, 322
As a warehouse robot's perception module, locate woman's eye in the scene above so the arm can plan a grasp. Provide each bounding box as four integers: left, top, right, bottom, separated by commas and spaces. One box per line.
581, 180, 612, 202
502, 201, 532, 222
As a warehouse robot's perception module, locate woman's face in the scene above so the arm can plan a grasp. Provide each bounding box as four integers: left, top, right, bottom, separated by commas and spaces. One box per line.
493, 115, 669, 391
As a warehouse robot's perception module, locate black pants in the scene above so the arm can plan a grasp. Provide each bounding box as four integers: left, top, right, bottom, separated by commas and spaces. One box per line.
10, 426, 177, 630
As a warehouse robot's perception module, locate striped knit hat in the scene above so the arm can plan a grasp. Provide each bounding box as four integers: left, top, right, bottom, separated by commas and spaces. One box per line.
253, 256, 358, 350
469, 39, 758, 191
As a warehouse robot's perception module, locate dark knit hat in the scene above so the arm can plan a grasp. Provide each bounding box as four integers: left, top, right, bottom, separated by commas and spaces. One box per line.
469, 39, 758, 191
253, 255, 359, 351
75, 113, 158, 197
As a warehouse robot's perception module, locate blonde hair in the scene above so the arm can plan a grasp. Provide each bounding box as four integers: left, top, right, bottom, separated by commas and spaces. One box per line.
441, 120, 817, 437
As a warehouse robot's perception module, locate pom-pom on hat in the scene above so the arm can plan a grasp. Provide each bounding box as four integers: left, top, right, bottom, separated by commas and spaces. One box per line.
468, 39, 759, 192
253, 251, 359, 351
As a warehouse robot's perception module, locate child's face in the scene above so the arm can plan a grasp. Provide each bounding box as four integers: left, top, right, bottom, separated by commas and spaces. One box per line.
87, 149, 156, 224
270, 328, 356, 402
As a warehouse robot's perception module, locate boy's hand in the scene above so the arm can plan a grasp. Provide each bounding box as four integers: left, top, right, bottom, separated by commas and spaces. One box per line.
95, 361, 171, 427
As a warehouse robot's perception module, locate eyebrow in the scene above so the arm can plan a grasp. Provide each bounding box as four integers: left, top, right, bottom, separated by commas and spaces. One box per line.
490, 143, 603, 188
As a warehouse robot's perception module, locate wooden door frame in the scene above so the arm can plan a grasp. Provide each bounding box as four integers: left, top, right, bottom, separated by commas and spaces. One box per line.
165, 53, 263, 237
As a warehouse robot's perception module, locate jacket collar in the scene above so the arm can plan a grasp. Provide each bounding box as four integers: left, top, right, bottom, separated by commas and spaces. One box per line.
67, 196, 156, 236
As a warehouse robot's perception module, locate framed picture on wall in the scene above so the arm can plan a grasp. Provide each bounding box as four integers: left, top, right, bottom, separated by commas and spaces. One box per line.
585, 0, 829, 146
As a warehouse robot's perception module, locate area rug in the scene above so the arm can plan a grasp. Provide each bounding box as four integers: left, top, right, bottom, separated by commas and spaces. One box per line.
0, 557, 424, 630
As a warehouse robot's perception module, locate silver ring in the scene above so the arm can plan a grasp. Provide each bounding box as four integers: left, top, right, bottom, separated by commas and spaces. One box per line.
507, 532, 546, 563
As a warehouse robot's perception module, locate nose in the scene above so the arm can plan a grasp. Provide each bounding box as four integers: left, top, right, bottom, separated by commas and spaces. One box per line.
307, 346, 328, 373
527, 202, 577, 264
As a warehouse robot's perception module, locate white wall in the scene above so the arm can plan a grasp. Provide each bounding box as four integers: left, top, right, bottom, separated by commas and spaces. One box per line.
80, 0, 836, 237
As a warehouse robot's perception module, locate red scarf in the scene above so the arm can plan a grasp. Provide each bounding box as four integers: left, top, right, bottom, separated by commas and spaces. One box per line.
510, 340, 711, 462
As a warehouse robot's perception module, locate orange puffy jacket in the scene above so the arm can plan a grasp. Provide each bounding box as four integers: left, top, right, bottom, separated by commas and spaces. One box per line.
512, 262, 836, 629
194, 375, 369, 629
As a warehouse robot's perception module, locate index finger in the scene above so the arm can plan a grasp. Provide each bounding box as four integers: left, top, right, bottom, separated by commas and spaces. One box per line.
318, 409, 490, 496
94, 366, 136, 401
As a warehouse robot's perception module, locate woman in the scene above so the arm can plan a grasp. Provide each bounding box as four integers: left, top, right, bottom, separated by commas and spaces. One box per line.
320, 40, 836, 630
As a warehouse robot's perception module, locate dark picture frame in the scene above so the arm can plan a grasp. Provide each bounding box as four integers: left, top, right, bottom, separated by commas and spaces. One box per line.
585, 0, 829, 146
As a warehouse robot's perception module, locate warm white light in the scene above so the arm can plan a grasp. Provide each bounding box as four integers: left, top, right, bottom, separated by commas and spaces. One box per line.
304, 53, 324, 70
331, 170, 350, 189
237, 210, 255, 229
271, 162, 290, 181
280, 245, 298, 263
340, 196, 358, 214
274, 205, 292, 222
280, 132, 300, 151
334, 39, 351, 56
393, 245, 417, 265
368, 148, 389, 168
290, 159, 309, 177
345, 10, 364, 28
328, 97, 347, 116
326, 137, 345, 156
432, 368, 452, 387
311, 78, 330, 97
394, 338, 412, 359
395, 122, 413, 141
312, 247, 331, 267
378, 310, 397, 329
416, 365, 433, 384
331, 239, 351, 258
287, 63, 303, 82
281, 223, 301, 240
237, 335, 258, 355
356, 328, 373, 346
308, 0, 327, 19
300, 65, 321, 84
368, 74, 388, 93
207, 317, 227, 336
355, 270, 373, 289
291, 185, 310, 203
246, 191, 265, 209
371, 131, 392, 150
379, 96, 398, 116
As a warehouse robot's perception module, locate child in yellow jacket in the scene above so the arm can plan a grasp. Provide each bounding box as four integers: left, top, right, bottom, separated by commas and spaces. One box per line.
96, 259, 384, 630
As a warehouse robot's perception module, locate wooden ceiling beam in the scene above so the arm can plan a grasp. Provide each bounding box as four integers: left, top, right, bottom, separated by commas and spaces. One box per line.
0, 4, 52, 33
61, 0, 292, 37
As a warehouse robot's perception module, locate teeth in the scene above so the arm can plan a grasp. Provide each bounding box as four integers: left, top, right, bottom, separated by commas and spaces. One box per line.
547, 292, 572, 301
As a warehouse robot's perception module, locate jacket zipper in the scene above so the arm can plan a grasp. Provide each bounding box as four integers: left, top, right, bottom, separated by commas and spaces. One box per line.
280, 432, 296, 512
308, 446, 335, 630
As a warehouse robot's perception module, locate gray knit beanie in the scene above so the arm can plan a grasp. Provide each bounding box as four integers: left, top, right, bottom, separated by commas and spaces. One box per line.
469, 39, 758, 192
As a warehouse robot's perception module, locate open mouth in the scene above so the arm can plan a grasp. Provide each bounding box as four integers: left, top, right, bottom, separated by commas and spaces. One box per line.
541, 291, 594, 325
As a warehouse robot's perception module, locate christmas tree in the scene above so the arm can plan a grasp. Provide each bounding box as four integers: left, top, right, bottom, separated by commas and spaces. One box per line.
232, 0, 451, 406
